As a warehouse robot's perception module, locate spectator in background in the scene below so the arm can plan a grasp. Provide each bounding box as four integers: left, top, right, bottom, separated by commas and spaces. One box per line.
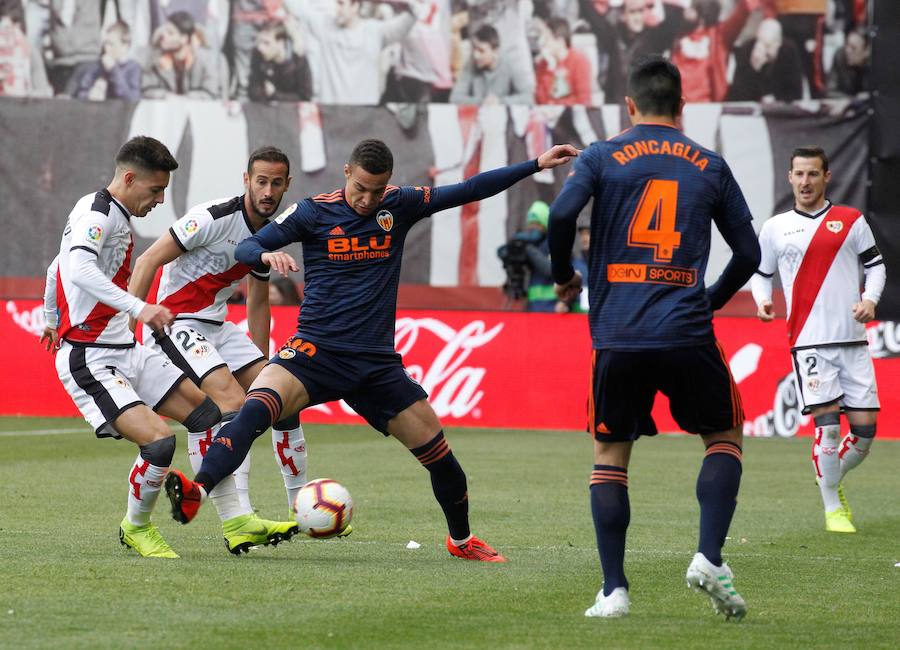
269, 276, 301, 305
286, 0, 417, 105
764, 0, 826, 98
384, 0, 453, 104
828, 26, 869, 96
671, 0, 759, 103
497, 201, 561, 312
142, 10, 222, 99
608, 0, 685, 103
70, 21, 141, 101
44, 0, 102, 95
450, 24, 533, 105
576, 0, 625, 103
249, 20, 312, 102
0, 0, 51, 97
727, 17, 803, 102
534, 17, 592, 105
230, 0, 286, 100
464, 0, 535, 99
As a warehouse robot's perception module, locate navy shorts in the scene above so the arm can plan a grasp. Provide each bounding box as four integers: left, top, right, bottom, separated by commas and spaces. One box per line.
588, 341, 744, 442
270, 335, 427, 435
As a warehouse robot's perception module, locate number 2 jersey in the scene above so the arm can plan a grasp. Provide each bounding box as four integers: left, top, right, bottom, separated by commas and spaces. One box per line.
751, 201, 885, 349
564, 123, 753, 350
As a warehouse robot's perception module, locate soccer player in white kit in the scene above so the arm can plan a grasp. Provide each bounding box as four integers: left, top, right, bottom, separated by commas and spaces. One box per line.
128, 147, 324, 553
40, 137, 226, 558
751, 146, 886, 533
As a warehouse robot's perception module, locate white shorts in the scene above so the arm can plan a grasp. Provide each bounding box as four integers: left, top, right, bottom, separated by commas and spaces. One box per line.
145, 319, 266, 386
792, 344, 880, 414
56, 342, 187, 438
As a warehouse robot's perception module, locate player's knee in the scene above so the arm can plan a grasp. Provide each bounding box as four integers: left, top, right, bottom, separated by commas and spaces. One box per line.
244, 388, 283, 427
850, 423, 876, 439
139, 435, 176, 467
274, 412, 300, 431
182, 397, 222, 432
813, 411, 841, 428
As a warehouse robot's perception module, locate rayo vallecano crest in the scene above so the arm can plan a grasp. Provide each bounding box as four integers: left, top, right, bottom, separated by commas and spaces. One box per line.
376, 210, 394, 232
826, 220, 843, 234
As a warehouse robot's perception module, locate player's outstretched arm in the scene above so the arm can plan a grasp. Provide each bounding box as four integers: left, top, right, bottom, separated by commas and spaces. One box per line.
41, 256, 60, 351
128, 232, 183, 332
235, 204, 308, 275
426, 144, 579, 215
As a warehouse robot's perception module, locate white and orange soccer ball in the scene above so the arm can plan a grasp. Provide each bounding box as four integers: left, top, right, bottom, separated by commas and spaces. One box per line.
292, 479, 354, 538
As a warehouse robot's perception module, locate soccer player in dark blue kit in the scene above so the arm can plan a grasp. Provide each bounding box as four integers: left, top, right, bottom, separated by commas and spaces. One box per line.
549, 56, 760, 618
165, 138, 579, 561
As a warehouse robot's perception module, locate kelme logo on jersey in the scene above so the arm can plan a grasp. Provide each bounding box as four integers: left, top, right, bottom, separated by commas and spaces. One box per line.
182, 218, 199, 235
376, 210, 394, 232
86, 225, 103, 241
826, 220, 843, 234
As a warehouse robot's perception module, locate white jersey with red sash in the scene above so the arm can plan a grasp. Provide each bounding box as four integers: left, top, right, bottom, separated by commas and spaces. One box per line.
756, 202, 882, 349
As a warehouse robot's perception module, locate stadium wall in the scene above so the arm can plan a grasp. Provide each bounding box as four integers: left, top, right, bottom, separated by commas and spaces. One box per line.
4, 300, 899, 437
0, 98, 873, 307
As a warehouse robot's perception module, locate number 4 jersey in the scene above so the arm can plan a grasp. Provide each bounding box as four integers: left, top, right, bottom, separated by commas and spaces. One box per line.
567, 123, 753, 350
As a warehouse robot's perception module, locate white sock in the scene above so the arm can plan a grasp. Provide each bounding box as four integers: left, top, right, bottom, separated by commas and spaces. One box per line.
126, 454, 167, 526
840, 433, 874, 478
188, 426, 252, 522
812, 422, 842, 512
233, 451, 253, 512
272, 426, 308, 510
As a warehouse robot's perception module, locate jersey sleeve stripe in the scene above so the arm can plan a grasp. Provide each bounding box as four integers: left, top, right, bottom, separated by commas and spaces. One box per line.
70, 245, 99, 256
168, 226, 188, 252
754, 269, 774, 278
863, 259, 884, 268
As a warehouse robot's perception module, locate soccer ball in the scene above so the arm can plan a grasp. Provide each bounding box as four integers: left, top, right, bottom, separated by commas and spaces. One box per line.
292, 479, 354, 538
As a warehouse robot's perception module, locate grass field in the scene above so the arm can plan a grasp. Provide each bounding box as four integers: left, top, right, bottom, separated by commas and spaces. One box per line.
1, 416, 898, 649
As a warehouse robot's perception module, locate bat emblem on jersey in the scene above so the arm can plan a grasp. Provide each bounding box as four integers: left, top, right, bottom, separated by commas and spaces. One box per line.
376, 210, 394, 232
826, 220, 843, 234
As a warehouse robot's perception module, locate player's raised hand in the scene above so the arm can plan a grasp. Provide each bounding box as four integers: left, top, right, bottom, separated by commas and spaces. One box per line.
261, 251, 300, 277
756, 300, 775, 322
852, 299, 876, 323
537, 144, 580, 170
138, 303, 174, 331
555, 270, 583, 303
40, 326, 59, 352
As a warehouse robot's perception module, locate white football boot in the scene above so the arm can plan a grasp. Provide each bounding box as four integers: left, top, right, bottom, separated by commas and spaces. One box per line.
686, 552, 747, 621
584, 586, 630, 618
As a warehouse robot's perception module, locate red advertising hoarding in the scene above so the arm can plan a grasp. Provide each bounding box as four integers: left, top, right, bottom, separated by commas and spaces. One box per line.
3, 300, 899, 438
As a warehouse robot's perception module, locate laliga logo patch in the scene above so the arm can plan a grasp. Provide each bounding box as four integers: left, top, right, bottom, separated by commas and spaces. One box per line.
275, 203, 297, 224
114, 376, 131, 389
376, 210, 394, 232
807, 377, 820, 394
191, 343, 212, 358
182, 218, 200, 235
826, 220, 843, 234
279, 348, 297, 359
86, 225, 103, 241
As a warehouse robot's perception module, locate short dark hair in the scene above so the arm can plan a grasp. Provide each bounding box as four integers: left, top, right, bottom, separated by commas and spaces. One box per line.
106, 20, 131, 43
473, 24, 500, 50
248, 146, 290, 175
626, 55, 682, 117
167, 10, 195, 36
349, 139, 393, 175
547, 17, 571, 47
790, 146, 829, 172
115, 136, 178, 173
259, 20, 289, 41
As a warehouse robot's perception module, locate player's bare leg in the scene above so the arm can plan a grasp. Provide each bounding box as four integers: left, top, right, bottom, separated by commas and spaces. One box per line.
585, 439, 632, 617
166, 364, 310, 525
389, 399, 505, 563
236, 361, 309, 512
686, 426, 746, 620
834, 409, 877, 525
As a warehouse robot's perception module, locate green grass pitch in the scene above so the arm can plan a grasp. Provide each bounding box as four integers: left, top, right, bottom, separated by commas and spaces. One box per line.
1, 416, 898, 649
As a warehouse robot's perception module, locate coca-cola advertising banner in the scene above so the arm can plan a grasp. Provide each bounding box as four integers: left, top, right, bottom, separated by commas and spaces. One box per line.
3, 300, 899, 439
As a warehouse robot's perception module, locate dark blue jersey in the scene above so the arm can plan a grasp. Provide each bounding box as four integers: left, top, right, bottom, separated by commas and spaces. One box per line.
549, 123, 753, 350
236, 160, 540, 353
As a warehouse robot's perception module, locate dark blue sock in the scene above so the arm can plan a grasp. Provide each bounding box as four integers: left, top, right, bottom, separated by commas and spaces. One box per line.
410, 431, 470, 540
590, 465, 630, 596
696, 441, 743, 567
196, 388, 282, 491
